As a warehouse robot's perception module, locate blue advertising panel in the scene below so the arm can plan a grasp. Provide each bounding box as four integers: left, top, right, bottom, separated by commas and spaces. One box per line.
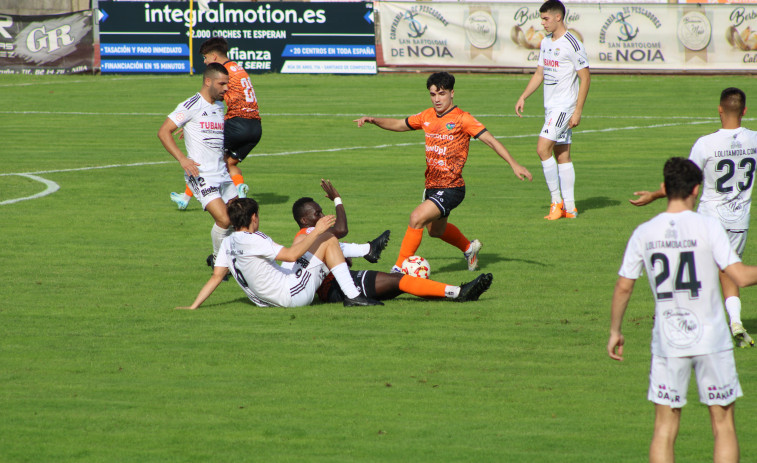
98, 1, 376, 74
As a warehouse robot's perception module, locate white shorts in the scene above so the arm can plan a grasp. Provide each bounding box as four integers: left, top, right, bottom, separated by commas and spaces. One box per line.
540, 108, 573, 145
186, 174, 237, 210
286, 252, 329, 308
648, 350, 743, 408
726, 229, 748, 258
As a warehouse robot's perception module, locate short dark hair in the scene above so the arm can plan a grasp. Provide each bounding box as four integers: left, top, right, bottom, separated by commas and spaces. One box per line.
228, 197, 259, 230
540, 0, 565, 17
427, 72, 455, 91
200, 37, 229, 56
292, 197, 315, 226
203, 62, 228, 79
720, 87, 746, 116
663, 157, 703, 200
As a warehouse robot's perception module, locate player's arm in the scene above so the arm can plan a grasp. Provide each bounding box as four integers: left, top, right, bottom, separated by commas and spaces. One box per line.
354, 116, 411, 132
607, 276, 635, 361
629, 186, 665, 207
477, 131, 533, 181
176, 266, 229, 310
321, 179, 348, 239
158, 118, 201, 177
276, 215, 336, 262
723, 262, 757, 288
515, 66, 544, 117
568, 67, 591, 128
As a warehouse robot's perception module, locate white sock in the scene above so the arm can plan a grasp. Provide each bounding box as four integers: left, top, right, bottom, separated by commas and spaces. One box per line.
725, 296, 742, 326
339, 242, 370, 258
541, 157, 562, 203
331, 262, 360, 299
182, 193, 191, 202
211, 224, 233, 257
558, 162, 576, 211
445, 286, 460, 298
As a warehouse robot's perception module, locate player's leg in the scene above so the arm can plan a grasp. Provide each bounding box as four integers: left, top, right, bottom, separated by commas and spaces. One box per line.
554, 143, 577, 218
723, 230, 753, 347
224, 118, 262, 198
205, 197, 233, 262
308, 234, 382, 305
537, 135, 563, 220
393, 200, 441, 272
393, 272, 493, 301
170, 184, 194, 210
649, 404, 681, 463
709, 404, 739, 463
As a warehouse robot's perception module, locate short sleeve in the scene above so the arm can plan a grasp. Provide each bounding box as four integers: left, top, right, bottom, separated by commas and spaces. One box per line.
618, 228, 644, 280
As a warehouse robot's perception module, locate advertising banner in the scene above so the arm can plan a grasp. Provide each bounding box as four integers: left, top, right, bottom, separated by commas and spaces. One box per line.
0, 10, 94, 75
375, 2, 757, 73
98, 1, 376, 74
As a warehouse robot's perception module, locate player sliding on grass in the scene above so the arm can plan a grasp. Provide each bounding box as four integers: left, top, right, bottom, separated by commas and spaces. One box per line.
630, 88, 757, 348
177, 198, 382, 309
289, 180, 493, 303
355, 72, 532, 273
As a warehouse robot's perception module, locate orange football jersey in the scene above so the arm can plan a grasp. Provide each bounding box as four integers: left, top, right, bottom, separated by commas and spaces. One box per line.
223, 60, 260, 120
406, 106, 486, 188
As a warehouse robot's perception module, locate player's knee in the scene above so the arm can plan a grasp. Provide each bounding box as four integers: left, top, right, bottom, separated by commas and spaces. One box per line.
427, 225, 445, 238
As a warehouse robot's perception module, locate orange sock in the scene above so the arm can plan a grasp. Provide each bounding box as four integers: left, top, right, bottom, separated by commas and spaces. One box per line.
231, 174, 244, 187
439, 223, 470, 252
399, 275, 447, 298
184, 185, 194, 198
395, 226, 424, 268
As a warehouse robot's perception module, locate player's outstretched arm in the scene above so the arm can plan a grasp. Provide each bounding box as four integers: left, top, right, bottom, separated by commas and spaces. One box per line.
321, 179, 348, 239
724, 262, 757, 288
515, 66, 544, 117
277, 215, 336, 262
569, 68, 591, 129
478, 131, 533, 181
354, 116, 411, 132
608, 276, 635, 361
629, 188, 665, 207
176, 266, 229, 310
158, 118, 201, 178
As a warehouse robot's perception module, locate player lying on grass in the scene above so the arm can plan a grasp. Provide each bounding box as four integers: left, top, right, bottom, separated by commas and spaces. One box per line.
290, 181, 493, 303
355, 71, 532, 274
177, 198, 383, 310
609, 157, 757, 463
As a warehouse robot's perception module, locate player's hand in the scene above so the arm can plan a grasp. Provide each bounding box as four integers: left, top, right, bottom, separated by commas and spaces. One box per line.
354, 116, 373, 127
568, 111, 582, 128
515, 98, 526, 117
629, 191, 656, 207
607, 332, 625, 361
176, 128, 185, 140
314, 215, 336, 234
512, 164, 533, 181
321, 179, 340, 201
179, 157, 201, 178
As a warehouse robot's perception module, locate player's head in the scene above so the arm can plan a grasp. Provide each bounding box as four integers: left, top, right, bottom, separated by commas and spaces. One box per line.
292, 197, 324, 228
427, 72, 455, 115
228, 197, 259, 230
540, 0, 565, 33
663, 157, 702, 200
720, 87, 746, 117
200, 37, 229, 63
203, 62, 229, 102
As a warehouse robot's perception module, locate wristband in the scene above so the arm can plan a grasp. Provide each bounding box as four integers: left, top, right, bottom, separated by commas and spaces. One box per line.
333, 197, 343, 207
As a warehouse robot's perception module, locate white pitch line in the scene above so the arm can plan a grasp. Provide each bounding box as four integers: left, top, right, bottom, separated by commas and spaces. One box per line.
0, 174, 60, 205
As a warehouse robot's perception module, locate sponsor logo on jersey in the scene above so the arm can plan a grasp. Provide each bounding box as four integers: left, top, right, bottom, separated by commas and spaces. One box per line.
543, 58, 559, 67
425, 145, 447, 156
200, 121, 224, 130
445, 122, 455, 130
426, 133, 454, 141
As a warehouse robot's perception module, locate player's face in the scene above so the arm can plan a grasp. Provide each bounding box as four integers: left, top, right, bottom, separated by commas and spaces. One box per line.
208, 75, 229, 102
540, 11, 562, 34
302, 202, 324, 227
429, 85, 454, 115
203, 53, 220, 64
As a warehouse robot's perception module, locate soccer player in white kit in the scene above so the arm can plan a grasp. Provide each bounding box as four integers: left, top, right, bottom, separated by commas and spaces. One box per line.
177, 198, 382, 309
158, 63, 236, 265
514, 0, 590, 220
631, 88, 757, 348
609, 157, 757, 463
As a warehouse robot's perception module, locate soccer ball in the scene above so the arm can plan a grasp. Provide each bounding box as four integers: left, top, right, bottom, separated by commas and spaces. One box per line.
401, 255, 430, 279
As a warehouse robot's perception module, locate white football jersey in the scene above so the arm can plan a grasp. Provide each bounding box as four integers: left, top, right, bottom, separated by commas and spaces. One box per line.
618, 211, 739, 357
215, 231, 294, 308
689, 127, 757, 230
538, 31, 589, 111
167, 93, 227, 178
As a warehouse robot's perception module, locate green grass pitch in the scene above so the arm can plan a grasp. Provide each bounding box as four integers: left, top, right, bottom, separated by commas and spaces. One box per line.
1, 72, 756, 462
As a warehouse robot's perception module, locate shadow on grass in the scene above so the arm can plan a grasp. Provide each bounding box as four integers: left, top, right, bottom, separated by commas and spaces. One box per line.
433, 253, 546, 273
251, 192, 289, 206
576, 196, 621, 212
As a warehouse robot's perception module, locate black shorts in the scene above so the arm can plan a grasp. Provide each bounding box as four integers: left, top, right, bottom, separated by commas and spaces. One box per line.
424, 186, 465, 218
325, 270, 379, 302
224, 117, 262, 161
